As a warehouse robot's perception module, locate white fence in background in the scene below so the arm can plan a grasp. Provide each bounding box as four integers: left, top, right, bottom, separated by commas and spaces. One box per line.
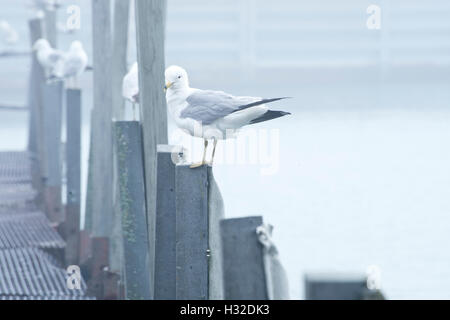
166, 0, 450, 68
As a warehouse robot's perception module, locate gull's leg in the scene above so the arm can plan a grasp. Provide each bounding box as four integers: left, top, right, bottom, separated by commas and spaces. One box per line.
132, 103, 136, 121
208, 138, 218, 167
190, 139, 208, 169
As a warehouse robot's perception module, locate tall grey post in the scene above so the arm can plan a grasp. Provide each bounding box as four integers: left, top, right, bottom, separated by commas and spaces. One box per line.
44, 8, 57, 48
27, 18, 44, 193
154, 145, 183, 299
42, 81, 64, 223
114, 121, 151, 300
221, 216, 290, 300
65, 89, 81, 265
91, 0, 113, 239
175, 165, 224, 300
135, 0, 169, 299
112, 0, 130, 120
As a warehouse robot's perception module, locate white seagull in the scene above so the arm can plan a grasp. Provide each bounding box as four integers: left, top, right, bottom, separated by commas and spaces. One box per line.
0, 21, 19, 45
51, 40, 88, 88
164, 65, 291, 168
122, 62, 139, 120
33, 38, 64, 75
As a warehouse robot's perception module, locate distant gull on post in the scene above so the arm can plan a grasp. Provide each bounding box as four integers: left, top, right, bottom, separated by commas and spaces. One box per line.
122, 62, 139, 121
164, 65, 291, 168
50, 40, 88, 88
33, 38, 64, 75
0, 20, 19, 45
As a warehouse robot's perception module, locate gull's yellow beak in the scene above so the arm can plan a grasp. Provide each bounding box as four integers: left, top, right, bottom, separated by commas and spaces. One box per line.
164, 81, 173, 92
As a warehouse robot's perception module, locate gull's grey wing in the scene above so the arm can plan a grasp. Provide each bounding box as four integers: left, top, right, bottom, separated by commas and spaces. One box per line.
181, 90, 288, 125
48, 50, 64, 64
180, 90, 250, 124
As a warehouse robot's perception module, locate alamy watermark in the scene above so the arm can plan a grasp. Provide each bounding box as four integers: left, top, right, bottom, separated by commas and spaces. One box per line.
366, 5, 381, 30
66, 265, 81, 290
169, 123, 282, 176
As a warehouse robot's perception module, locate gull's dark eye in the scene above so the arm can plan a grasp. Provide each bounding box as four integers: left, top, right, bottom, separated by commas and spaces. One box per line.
178, 75, 181, 79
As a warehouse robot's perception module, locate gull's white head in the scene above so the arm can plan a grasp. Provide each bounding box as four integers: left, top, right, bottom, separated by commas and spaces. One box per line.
164, 65, 189, 92
69, 40, 84, 52
33, 38, 50, 51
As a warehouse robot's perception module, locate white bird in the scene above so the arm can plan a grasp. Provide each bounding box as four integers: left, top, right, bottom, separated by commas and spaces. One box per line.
52, 40, 88, 88
164, 65, 291, 168
33, 38, 64, 74
0, 21, 19, 45
122, 62, 139, 120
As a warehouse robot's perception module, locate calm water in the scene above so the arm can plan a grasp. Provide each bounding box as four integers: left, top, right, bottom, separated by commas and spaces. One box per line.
1, 1, 450, 300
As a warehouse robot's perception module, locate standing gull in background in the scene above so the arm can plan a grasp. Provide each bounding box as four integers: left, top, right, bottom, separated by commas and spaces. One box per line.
33, 38, 64, 75
165, 65, 291, 168
0, 21, 19, 45
51, 40, 88, 88
122, 62, 139, 120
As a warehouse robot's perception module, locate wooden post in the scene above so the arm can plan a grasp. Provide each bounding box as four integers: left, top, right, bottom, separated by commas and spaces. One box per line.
154, 145, 182, 299
221, 216, 268, 300
175, 165, 224, 300
65, 89, 82, 265
42, 81, 64, 223
27, 18, 45, 194
91, 0, 114, 238
114, 121, 151, 300
221, 217, 290, 300
112, 0, 130, 120
44, 9, 57, 48
135, 0, 169, 299
304, 274, 369, 300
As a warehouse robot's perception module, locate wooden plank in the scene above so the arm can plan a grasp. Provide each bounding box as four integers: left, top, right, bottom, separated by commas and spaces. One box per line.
154, 145, 179, 299
175, 165, 209, 300
221, 216, 268, 300
65, 89, 82, 265
27, 18, 45, 195
112, 0, 130, 120
114, 121, 151, 300
134, 0, 169, 299
91, 0, 114, 238
42, 81, 63, 223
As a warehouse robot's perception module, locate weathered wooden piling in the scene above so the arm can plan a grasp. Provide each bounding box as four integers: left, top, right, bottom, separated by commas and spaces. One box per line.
44, 8, 57, 48
221, 216, 268, 299
135, 0, 169, 299
304, 274, 384, 300
42, 81, 64, 223
175, 165, 224, 300
221, 216, 290, 300
112, 0, 130, 120
91, 0, 113, 238
65, 89, 82, 265
154, 145, 182, 299
114, 121, 151, 300
27, 18, 44, 193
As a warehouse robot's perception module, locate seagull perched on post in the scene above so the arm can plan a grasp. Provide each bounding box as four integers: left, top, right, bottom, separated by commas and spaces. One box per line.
122, 62, 139, 120
50, 40, 88, 88
33, 38, 64, 75
0, 21, 19, 45
164, 65, 291, 168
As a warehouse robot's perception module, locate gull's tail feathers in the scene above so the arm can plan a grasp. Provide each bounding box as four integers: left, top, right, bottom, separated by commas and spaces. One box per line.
233, 97, 292, 113
248, 110, 291, 125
